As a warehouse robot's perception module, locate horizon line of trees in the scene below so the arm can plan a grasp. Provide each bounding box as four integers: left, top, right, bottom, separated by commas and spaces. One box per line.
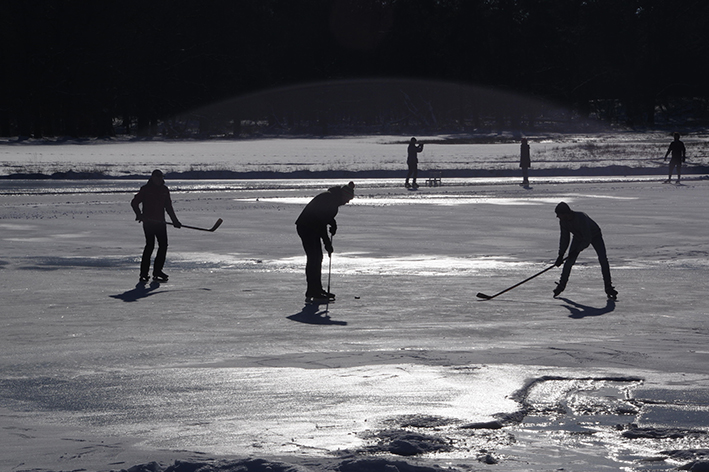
2, 0, 708, 139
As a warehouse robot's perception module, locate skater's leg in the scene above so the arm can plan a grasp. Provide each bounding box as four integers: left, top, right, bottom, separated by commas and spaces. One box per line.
153, 224, 169, 276
406, 164, 416, 187
668, 159, 679, 181
141, 224, 157, 277
412, 165, 418, 186
592, 235, 614, 292
298, 227, 324, 296
556, 250, 580, 294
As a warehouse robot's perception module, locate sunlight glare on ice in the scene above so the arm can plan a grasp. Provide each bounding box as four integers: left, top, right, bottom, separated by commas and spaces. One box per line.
170, 252, 532, 276
235, 195, 569, 207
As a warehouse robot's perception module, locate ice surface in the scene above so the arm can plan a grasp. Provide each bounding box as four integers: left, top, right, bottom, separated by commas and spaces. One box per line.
2, 137, 709, 472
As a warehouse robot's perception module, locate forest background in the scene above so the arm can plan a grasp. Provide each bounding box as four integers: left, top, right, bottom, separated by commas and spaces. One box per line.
2, 0, 709, 140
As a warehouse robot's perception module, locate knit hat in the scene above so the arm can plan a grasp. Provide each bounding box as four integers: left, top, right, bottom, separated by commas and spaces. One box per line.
555, 201, 572, 214
341, 181, 355, 200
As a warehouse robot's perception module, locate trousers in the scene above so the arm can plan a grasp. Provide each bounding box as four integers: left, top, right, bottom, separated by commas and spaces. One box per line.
297, 225, 323, 295
560, 234, 612, 289
141, 221, 168, 276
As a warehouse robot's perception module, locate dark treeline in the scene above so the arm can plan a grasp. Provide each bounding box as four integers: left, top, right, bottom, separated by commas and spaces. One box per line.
1, 0, 708, 138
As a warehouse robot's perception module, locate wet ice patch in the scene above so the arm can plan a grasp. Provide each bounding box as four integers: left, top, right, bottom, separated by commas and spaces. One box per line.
18, 255, 136, 269
0, 364, 523, 458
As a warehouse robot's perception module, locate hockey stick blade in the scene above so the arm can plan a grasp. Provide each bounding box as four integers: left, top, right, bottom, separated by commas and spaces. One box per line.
207, 218, 223, 232
476, 292, 493, 300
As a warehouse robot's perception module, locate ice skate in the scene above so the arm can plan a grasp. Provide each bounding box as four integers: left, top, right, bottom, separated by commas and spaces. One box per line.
553, 282, 565, 298
153, 271, 169, 282
605, 285, 618, 300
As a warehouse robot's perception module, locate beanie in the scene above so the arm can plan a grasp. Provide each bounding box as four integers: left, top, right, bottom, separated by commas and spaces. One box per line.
555, 201, 572, 214
341, 181, 355, 200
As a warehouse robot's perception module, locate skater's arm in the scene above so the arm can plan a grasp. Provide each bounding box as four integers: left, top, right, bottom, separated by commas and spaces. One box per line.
131, 191, 144, 221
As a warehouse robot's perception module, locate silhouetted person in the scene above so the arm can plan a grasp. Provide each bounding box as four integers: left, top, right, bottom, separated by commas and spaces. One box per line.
520, 138, 531, 187
553, 202, 617, 299
405, 137, 424, 188
296, 182, 355, 301
131, 169, 181, 282
664, 132, 686, 183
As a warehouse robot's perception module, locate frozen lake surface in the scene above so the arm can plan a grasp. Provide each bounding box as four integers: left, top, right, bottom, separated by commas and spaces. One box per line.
1, 138, 709, 472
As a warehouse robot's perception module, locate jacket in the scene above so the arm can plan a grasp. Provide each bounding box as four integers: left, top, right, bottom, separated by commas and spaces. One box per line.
131, 181, 178, 223
295, 187, 343, 244
559, 211, 602, 256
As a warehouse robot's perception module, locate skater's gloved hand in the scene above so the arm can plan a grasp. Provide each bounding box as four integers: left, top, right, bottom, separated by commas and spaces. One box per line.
135, 214, 143, 222
554, 255, 565, 267
173, 221, 182, 228
325, 243, 334, 255
329, 222, 337, 235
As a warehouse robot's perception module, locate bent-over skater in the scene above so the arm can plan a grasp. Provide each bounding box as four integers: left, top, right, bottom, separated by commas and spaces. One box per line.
405, 137, 424, 188
296, 182, 355, 302
553, 202, 617, 299
131, 169, 181, 282
664, 132, 686, 183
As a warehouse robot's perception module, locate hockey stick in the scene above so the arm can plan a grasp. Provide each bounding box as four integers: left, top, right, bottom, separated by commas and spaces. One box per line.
327, 236, 334, 292
326, 235, 334, 311
146, 218, 223, 232
476, 258, 566, 300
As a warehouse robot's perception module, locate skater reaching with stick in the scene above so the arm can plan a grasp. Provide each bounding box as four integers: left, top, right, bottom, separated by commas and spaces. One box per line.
664, 132, 686, 183
405, 137, 424, 189
296, 182, 355, 302
131, 169, 181, 283
553, 202, 617, 299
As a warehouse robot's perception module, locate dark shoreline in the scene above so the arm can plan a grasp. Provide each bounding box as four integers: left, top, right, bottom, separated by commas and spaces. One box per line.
3, 165, 708, 181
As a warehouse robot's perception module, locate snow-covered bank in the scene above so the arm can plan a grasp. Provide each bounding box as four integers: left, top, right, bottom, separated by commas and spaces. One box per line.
2, 132, 709, 179
2, 170, 709, 471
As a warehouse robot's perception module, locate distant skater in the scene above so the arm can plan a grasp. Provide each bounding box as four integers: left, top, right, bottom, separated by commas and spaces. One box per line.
520, 138, 531, 187
131, 169, 181, 282
405, 137, 424, 188
664, 132, 686, 183
296, 182, 355, 302
553, 202, 617, 299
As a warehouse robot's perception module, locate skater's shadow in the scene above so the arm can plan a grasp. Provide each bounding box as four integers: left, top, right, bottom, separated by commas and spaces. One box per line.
558, 297, 615, 319
287, 302, 347, 326
110, 281, 165, 302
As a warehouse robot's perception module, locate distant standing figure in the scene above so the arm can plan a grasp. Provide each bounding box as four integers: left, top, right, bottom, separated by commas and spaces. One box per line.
405, 137, 424, 189
520, 138, 531, 187
131, 169, 181, 283
553, 202, 617, 300
664, 132, 686, 183
296, 182, 355, 302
